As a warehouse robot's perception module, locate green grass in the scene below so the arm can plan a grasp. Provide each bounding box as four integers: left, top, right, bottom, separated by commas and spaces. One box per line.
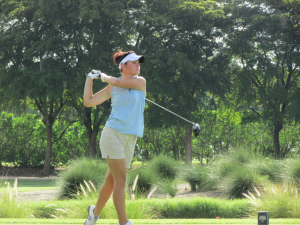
0, 219, 299, 224
57, 157, 107, 199
0, 179, 58, 193
146, 198, 249, 218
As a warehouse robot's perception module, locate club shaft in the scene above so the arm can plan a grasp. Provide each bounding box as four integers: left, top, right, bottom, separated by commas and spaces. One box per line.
145, 98, 194, 125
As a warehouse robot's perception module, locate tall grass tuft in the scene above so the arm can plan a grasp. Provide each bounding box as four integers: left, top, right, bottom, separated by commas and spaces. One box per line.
283, 158, 300, 185
244, 182, 300, 218
212, 149, 268, 199
127, 166, 157, 197
221, 167, 265, 199
57, 157, 107, 199
180, 165, 214, 191
158, 179, 178, 197
252, 159, 284, 183
0, 180, 31, 218
150, 154, 178, 180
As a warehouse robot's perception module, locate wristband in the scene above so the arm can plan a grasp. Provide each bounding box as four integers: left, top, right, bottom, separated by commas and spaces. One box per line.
101, 73, 108, 82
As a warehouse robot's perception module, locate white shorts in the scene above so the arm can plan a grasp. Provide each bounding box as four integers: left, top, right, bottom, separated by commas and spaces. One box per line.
99, 127, 137, 169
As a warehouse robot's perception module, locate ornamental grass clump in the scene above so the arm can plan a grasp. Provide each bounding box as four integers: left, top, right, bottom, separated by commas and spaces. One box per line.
212, 149, 268, 199
243, 182, 300, 218
127, 165, 157, 198
158, 178, 179, 198
222, 167, 265, 199
283, 158, 300, 185
213, 149, 253, 180
252, 159, 284, 183
150, 154, 179, 180
57, 157, 107, 199
0, 179, 31, 218
180, 165, 213, 191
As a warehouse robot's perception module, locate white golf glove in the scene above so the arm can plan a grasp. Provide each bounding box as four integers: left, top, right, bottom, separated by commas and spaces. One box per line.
87, 70, 101, 80
87, 70, 108, 82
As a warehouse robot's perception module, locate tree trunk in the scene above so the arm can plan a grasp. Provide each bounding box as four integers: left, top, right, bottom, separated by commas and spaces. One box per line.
185, 127, 192, 165
43, 125, 53, 175
274, 121, 283, 159
89, 131, 98, 158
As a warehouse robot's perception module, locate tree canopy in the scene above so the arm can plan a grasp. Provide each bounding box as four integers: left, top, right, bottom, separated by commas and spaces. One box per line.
0, 0, 299, 169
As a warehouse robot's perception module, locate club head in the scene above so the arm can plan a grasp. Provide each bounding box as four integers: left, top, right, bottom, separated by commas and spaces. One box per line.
192, 123, 201, 137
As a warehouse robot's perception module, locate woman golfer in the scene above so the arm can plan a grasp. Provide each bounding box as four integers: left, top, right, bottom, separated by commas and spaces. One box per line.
83, 50, 145, 225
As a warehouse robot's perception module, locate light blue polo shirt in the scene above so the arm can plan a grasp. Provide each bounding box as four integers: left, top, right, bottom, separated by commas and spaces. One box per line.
105, 78, 146, 137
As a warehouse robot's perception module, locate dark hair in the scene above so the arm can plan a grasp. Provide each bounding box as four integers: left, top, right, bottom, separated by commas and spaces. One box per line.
113, 50, 135, 66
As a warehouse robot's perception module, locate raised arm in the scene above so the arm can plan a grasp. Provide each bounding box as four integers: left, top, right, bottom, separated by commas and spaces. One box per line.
105, 76, 146, 93
83, 76, 112, 108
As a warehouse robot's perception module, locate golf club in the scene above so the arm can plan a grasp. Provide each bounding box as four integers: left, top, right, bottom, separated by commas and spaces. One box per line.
145, 98, 201, 137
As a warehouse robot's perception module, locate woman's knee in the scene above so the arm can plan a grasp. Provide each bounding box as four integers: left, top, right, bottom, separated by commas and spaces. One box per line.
105, 172, 115, 189
114, 176, 126, 188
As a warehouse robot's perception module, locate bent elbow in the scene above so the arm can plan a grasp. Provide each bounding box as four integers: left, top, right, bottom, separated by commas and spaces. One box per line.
83, 101, 90, 108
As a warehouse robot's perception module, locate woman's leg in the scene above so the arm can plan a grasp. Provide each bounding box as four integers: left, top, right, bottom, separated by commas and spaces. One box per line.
106, 158, 128, 225
93, 170, 114, 216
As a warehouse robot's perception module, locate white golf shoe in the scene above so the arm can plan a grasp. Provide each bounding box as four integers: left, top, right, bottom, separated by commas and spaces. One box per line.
84, 205, 99, 225
118, 221, 133, 225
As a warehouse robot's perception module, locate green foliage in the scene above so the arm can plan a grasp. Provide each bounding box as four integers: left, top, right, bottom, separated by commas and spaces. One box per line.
127, 166, 157, 197
158, 178, 179, 198
51, 121, 88, 166
181, 165, 213, 191
57, 157, 107, 199
283, 158, 300, 185
1, 219, 300, 224
222, 167, 265, 199
147, 198, 249, 218
0, 112, 45, 167
213, 149, 266, 198
224, 0, 300, 158
136, 126, 185, 160
214, 150, 252, 179
128, 155, 179, 198
0, 180, 32, 218
245, 182, 300, 218
0, 112, 88, 167
252, 159, 284, 183
149, 154, 179, 180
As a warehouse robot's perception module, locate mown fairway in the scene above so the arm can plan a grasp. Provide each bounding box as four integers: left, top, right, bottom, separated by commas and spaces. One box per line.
0, 179, 58, 193
0, 219, 300, 225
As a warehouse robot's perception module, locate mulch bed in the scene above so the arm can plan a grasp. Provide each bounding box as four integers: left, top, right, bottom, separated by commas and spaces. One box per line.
0, 166, 58, 177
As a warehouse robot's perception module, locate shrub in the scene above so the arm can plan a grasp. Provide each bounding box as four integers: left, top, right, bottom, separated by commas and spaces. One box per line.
231, 148, 254, 164
244, 182, 300, 218
149, 154, 178, 180
158, 178, 178, 197
0, 112, 46, 167
57, 157, 107, 199
253, 159, 283, 183
127, 166, 157, 197
284, 158, 300, 185
221, 166, 265, 199
181, 165, 214, 191
213, 152, 246, 180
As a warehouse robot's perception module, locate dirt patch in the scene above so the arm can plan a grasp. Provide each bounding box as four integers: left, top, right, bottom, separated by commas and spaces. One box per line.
16, 190, 59, 202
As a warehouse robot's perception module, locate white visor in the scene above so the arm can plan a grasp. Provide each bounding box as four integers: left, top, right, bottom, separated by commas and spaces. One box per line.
118, 53, 144, 69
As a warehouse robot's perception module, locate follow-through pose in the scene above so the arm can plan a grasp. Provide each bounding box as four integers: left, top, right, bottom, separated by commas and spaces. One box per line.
83, 50, 146, 225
